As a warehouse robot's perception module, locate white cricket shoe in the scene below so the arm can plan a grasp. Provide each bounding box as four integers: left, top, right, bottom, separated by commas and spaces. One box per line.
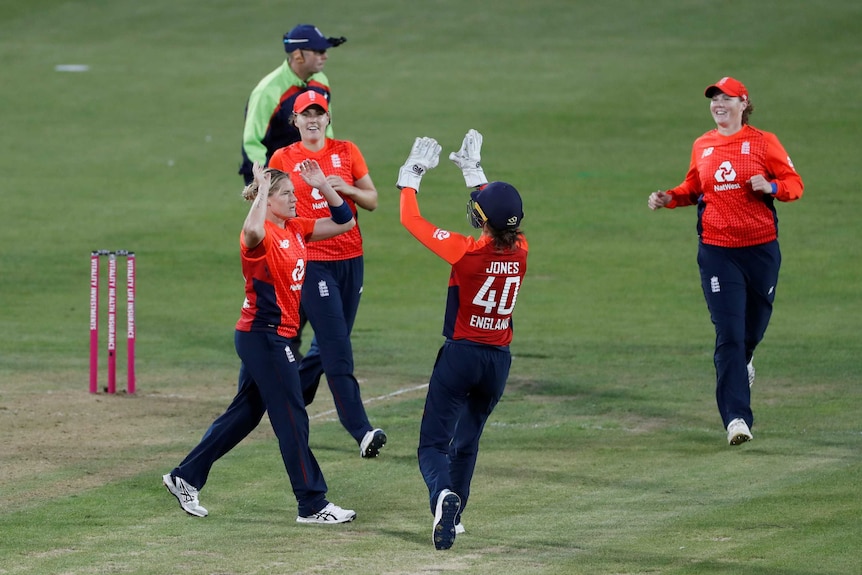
296, 502, 356, 524
432, 489, 461, 550
360, 428, 387, 458
747, 360, 755, 387
727, 418, 753, 446
455, 522, 466, 535
163, 473, 208, 517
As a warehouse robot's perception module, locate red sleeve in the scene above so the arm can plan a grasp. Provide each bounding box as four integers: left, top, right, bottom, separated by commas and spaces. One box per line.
347, 141, 369, 180
764, 133, 803, 202
399, 188, 470, 265
666, 146, 702, 208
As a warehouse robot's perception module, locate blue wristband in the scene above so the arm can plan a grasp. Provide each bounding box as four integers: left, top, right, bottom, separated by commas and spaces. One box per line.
770, 182, 778, 195
329, 201, 354, 224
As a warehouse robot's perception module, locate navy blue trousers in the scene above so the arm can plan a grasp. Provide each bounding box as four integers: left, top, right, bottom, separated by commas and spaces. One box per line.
172, 330, 328, 516
418, 340, 511, 520
299, 256, 372, 444
697, 241, 781, 429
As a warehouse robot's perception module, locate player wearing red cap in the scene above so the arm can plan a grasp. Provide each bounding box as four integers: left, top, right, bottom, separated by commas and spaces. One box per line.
648, 77, 804, 446
163, 160, 358, 524
238, 24, 346, 185
397, 130, 528, 550
268, 91, 386, 459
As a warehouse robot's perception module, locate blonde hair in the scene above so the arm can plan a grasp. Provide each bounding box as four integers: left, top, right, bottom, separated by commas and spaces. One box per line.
241, 168, 293, 201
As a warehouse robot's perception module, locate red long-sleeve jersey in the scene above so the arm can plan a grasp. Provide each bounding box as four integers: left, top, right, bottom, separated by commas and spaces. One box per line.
235, 218, 316, 338
665, 124, 803, 247
269, 139, 368, 261
400, 188, 528, 347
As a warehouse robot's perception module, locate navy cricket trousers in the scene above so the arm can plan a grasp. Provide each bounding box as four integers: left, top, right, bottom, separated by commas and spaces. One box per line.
418, 340, 511, 518
172, 330, 328, 516
697, 240, 781, 430
298, 256, 372, 443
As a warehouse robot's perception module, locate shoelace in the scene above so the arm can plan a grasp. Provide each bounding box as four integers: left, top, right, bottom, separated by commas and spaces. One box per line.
178, 483, 196, 503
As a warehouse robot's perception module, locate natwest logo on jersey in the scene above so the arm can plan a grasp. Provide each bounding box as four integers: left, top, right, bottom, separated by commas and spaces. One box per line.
713, 160, 741, 191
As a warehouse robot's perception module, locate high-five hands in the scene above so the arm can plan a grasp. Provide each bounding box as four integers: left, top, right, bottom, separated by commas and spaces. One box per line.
299, 159, 327, 189
449, 129, 487, 188
252, 161, 271, 197
397, 137, 442, 191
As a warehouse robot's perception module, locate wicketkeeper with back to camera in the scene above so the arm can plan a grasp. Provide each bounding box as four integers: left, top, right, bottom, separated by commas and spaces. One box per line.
239, 24, 346, 358
647, 77, 803, 446
268, 91, 387, 459
397, 130, 528, 550
163, 160, 357, 525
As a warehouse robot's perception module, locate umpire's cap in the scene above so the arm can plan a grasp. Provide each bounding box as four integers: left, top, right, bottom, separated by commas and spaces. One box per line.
470, 182, 524, 230
283, 24, 347, 53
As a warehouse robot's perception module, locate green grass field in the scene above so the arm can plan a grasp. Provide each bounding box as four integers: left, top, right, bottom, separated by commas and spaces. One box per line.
1, 1, 860, 573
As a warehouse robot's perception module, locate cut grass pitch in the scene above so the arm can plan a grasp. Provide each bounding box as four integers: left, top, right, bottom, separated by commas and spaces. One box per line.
0, 0, 860, 573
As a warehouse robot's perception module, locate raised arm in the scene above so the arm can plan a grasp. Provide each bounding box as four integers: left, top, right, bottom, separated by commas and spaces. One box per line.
242, 162, 271, 249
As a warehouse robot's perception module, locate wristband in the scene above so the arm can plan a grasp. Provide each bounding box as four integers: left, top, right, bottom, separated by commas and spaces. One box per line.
770, 182, 778, 195
328, 201, 353, 224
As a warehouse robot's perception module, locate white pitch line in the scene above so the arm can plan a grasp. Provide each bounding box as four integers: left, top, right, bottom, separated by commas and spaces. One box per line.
310, 382, 429, 420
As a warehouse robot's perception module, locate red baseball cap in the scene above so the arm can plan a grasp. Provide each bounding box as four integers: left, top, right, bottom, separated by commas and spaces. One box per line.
704, 77, 748, 101
293, 90, 329, 114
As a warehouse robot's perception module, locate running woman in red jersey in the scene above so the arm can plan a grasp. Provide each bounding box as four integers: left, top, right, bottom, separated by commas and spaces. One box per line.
163, 160, 358, 524
648, 77, 803, 446
397, 130, 528, 550
269, 91, 386, 459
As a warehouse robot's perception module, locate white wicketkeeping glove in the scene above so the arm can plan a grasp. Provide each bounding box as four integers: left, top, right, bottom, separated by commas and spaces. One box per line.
448, 128, 487, 188
397, 137, 441, 191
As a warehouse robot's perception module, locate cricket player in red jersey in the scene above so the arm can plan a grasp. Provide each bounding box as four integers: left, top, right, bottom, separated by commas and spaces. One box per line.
648, 77, 803, 446
269, 91, 386, 458
397, 130, 528, 550
163, 160, 357, 524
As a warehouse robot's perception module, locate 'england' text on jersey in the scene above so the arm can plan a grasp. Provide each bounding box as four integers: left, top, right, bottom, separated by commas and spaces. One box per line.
469, 315, 511, 330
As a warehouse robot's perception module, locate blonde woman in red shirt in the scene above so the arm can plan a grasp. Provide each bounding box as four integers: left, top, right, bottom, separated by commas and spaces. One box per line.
163, 161, 358, 524
648, 77, 803, 446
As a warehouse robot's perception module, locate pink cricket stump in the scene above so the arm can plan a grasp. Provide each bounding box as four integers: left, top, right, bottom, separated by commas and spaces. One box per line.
107, 252, 118, 394
89, 252, 100, 393
126, 252, 136, 394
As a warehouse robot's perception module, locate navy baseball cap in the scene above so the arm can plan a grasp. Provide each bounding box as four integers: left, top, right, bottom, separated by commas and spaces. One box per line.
470, 182, 524, 230
283, 24, 346, 52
